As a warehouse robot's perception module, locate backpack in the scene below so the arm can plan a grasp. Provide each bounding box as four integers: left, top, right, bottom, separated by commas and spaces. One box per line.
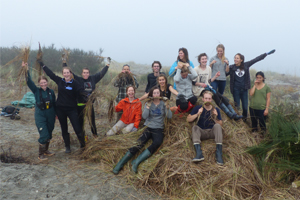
2, 106, 20, 114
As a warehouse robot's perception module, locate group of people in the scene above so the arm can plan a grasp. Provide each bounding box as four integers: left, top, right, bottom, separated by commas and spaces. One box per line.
23, 45, 274, 174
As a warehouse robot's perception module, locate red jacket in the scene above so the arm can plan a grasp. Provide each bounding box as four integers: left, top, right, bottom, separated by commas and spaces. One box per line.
115, 97, 142, 128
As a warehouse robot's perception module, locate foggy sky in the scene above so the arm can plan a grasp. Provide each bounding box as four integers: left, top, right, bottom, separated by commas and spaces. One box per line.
1, 0, 299, 76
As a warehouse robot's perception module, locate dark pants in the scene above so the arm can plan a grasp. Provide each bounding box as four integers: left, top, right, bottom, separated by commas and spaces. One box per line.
77, 105, 97, 136
233, 88, 248, 118
35, 107, 56, 144
176, 96, 197, 110
211, 80, 226, 95
56, 106, 85, 147
129, 128, 164, 155
249, 107, 267, 132
211, 91, 230, 107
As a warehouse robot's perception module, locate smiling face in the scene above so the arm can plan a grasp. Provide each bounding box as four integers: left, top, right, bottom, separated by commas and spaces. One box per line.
82, 69, 90, 80
200, 55, 207, 66
152, 89, 161, 98
158, 77, 166, 87
178, 50, 185, 60
126, 87, 135, 98
63, 69, 71, 80
39, 79, 48, 90
152, 63, 160, 73
217, 48, 224, 58
234, 54, 243, 66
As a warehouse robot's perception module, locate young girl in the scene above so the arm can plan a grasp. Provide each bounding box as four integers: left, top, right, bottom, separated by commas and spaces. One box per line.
39, 60, 86, 153
227, 49, 275, 120
209, 44, 229, 95
168, 47, 195, 89
249, 71, 271, 133
113, 86, 172, 174
106, 86, 142, 136
139, 74, 178, 101
23, 62, 56, 160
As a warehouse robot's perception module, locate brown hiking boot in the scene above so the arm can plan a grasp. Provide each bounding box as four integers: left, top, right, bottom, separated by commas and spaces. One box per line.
38, 144, 48, 161
44, 141, 55, 156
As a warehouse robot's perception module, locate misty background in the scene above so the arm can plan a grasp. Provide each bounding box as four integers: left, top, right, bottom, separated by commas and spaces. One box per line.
1, 0, 299, 76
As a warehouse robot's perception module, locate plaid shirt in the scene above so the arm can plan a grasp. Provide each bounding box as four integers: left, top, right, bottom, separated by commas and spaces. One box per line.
114, 76, 139, 103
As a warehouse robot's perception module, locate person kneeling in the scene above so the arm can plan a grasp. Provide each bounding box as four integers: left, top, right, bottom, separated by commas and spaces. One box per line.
106, 86, 141, 136
186, 91, 224, 165
113, 86, 172, 174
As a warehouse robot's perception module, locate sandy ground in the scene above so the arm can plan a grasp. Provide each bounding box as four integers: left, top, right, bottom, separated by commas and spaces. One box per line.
0, 80, 159, 200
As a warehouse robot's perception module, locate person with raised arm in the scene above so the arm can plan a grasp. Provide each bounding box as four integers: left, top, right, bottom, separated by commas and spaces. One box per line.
23, 62, 56, 161
38, 60, 86, 153
226, 49, 275, 121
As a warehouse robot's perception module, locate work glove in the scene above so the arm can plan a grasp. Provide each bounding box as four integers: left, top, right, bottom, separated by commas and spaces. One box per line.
37, 59, 44, 67
205, 85, 216, 94
131, 127, 138, 132
162, 97, 168, 101
267, 49, 275, 55
107, 57, 111, 64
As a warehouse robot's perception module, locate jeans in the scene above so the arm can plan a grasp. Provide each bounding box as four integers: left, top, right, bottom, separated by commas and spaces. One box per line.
233, 88, 248, 118
211, 80, 226, 95
249, 107, 267, 132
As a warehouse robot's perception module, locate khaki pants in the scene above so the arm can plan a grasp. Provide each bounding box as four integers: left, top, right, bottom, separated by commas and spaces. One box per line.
192, 124, 223, 144
107, 120, 135, 136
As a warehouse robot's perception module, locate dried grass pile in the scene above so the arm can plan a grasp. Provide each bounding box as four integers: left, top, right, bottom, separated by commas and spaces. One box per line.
80, 105, 300, 199
35, 43, 43, 76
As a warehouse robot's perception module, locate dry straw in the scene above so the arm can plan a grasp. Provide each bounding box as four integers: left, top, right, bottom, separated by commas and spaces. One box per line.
80, 105, 300, 199
35, 42, 43, 76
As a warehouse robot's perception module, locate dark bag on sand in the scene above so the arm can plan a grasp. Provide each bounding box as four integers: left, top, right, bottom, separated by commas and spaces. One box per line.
2, 106, 20, 114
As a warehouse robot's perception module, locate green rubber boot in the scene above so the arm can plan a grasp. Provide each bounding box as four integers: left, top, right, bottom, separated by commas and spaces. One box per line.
113, 151, 133, 174
131, 149, 151, 173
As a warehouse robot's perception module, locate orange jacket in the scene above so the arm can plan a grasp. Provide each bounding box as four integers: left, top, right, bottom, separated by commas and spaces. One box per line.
115, 97, 142, 128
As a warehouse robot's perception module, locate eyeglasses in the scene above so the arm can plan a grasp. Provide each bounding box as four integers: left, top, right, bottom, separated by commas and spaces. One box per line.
153, 65, 160, 68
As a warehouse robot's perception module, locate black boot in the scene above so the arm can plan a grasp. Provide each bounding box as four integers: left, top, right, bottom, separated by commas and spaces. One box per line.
219, 103, 234, 119
38, 144, 48, 161
44, 141, 55, 156
113, 151, 133, 174
192, 144, 204, 162
216, 144, 224, 165
65, 146, 71, 153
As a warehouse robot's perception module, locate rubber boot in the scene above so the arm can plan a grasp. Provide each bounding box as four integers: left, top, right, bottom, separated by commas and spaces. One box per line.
65, 146, 71, 153
131, 149, 151, 173
219, 103, 234, 119
227, 105, 243, 120
113, 151, 133, 174
38, 144, 48, 161
44, 141, 55, 156
192, 144, 204, 162
216, 144, 224, 165
174, 105, 183, 114
182, 101, 195, 113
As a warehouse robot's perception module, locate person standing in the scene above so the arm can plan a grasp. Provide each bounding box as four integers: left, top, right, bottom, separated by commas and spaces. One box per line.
209, 44, 229, 95
23, 62, 56, 160
226, 49, 275, 120
186, 91, 224, 165
249, 71, 271, 134
71, 60, 110, 138
39, 60, 86, 153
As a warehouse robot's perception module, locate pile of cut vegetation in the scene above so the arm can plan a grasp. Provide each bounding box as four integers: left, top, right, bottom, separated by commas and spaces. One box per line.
80, 106, 300, 199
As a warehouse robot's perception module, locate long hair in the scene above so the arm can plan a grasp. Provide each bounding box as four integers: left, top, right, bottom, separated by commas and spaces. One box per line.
235, 53, 245, 70
62, 67, 74, 80
148, 86, 162, 98
216, 44, 226, 64
125, 86, 136, 97
157, 74, 168, 90
177, 47, 190, 63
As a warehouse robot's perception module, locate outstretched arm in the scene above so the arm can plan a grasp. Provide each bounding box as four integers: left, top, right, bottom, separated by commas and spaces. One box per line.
169, 85, 178, 96
139, 93, 149, 101
92, 65, 109, 83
